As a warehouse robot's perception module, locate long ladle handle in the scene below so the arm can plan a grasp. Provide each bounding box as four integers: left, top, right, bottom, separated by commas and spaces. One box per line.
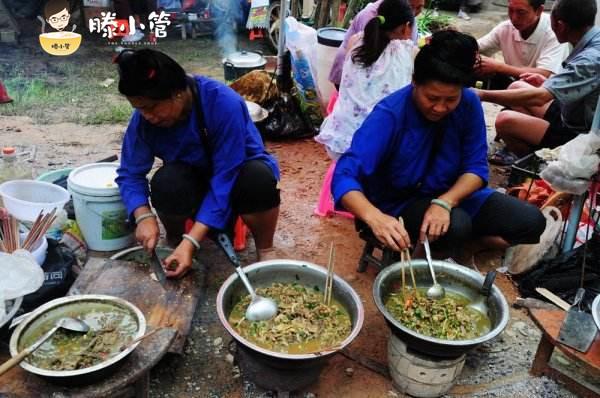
0, 324, 60, 376
216, 233, 257, 298
423, 237, 438, 284
481, 271, 497, 297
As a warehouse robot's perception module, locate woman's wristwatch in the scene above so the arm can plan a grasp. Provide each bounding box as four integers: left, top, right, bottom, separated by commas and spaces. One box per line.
430, 198, 452, 213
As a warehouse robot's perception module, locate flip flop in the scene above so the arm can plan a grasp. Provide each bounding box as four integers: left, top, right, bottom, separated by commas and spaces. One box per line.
489, 148, 519, 166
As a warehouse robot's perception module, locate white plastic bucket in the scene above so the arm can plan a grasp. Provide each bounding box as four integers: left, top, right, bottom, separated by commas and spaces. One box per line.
316, 27, 346, 107
67, 163, 133, 251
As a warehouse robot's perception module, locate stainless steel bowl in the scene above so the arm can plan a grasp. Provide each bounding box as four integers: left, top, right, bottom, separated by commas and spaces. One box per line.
373, 260, 510, 358
9, 294, 146, 383
592, 294, 600, 331
216, 260, 364, 364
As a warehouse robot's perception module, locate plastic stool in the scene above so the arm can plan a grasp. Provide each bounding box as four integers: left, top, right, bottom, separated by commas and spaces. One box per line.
326, 90, 338, 115
314, 162, 354, 219
357, 224, 399, 272
184, 216, 248, 251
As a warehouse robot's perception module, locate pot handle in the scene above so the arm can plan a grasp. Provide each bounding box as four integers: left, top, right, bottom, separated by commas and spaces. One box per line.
481, 271, 497, 298
224, 61, 235, 68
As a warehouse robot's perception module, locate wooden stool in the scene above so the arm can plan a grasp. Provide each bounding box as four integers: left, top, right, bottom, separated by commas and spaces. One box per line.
529, 308, 600, 397
356, 224, 399, 272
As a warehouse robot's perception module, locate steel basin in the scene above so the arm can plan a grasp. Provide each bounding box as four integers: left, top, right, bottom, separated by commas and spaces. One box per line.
9, 294, 146, 385
373, 260, 510, 358
216, 260, 364, 368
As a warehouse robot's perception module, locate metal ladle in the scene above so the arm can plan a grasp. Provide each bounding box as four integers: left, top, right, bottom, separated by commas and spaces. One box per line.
423, 236, 445, 300
0, 317, 89, 376
216, 233, 278, 321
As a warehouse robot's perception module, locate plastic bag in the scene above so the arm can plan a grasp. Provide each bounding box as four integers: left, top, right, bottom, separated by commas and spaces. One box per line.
0, 251, 44, 300
21, 239, 76, 312
541, 133, 600, 194
261, 92, 313, 140
506, 206, 562, 275
285, 17, 323, 128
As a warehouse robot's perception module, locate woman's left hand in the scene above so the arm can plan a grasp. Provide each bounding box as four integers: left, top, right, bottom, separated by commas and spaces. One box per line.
420, 204, 450, 243
164, 242, 194, 279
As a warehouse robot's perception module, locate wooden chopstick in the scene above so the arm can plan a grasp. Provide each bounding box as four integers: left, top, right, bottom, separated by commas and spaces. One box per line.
324, 242, 335, 306
404, 249, 418, 296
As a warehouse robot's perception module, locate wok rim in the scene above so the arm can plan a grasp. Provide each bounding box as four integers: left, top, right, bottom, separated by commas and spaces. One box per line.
9, 294, 147, 378
373, 259, 510, 348
216, 259, 365, 360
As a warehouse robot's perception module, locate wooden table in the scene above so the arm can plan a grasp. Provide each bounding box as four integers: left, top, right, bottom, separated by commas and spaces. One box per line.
529, 308, 600, 398
0, 256, 202, 398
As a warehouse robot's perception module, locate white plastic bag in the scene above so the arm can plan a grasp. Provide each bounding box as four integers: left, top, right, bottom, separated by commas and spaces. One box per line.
0, 251, 44, 300
284, 17, 323, 126
507, 206, 563, 275
558, 133, 600, 179
541, 133, 600, 194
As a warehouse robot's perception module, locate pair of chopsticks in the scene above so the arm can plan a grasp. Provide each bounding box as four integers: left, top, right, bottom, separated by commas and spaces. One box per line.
324, 242, 335, 306
398, 217, 418, 297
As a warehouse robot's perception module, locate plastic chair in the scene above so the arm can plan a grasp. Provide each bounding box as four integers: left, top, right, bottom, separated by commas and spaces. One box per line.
314, 162, 354, 219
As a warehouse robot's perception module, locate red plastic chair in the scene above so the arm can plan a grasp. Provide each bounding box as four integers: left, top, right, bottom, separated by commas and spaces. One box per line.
184, 216, 248, 251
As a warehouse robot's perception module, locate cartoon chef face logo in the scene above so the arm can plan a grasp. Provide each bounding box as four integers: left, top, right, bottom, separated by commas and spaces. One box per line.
38, 0, 81, 56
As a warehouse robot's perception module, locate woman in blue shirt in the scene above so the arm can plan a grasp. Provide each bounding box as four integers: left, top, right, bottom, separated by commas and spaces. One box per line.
333, 31, 545, 256
114, 49, 280, 277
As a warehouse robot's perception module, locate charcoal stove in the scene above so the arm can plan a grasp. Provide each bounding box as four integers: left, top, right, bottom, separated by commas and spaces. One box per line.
233, 341, 327, 394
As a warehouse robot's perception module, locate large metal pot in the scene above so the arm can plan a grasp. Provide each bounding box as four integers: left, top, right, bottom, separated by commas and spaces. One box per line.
216, 260, 364, 368
9, 294, 146, 385
222, 50, 267, 81
373, 260, 509, 358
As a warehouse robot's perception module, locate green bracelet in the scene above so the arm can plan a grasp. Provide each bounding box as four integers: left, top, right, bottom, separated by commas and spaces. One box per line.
431, 198, 452, 213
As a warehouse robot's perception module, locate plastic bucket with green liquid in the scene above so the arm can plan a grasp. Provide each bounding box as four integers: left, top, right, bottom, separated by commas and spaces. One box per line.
67, 163, 133, 251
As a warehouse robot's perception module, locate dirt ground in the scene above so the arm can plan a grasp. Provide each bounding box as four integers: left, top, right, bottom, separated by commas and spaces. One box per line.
0, 4, 586, 397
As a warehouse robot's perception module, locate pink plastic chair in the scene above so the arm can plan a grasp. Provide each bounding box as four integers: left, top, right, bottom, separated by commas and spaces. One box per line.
314, 91, 353, 219
314, 162, 354, 219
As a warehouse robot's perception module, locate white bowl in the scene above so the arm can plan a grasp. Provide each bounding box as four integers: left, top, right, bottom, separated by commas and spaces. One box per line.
0, 180, 70, 221
19, 232, 48, 266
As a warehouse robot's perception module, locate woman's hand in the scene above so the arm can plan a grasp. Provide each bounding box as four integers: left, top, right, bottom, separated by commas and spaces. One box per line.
366, 212, 411, 251
420, 204, 450, 243
164, 240, 195, 278
136, 217, 160, 253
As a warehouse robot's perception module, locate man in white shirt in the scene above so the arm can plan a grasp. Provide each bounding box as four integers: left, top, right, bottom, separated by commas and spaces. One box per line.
476, 0, 568, 89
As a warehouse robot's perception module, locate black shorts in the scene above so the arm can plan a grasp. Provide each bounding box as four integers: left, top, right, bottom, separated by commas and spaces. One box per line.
149, 159, 280, 219
538, 100, 580, 149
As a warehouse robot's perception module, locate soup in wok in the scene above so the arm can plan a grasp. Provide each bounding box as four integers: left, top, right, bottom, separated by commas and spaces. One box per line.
20, 302, 139, 371
229, 282, 352, 354
385, 288, 491, 340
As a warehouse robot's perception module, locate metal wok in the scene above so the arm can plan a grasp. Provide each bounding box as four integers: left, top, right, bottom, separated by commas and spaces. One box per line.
373, 259, 509, 358
9, 294, 146, 385
216, 259, 364, 368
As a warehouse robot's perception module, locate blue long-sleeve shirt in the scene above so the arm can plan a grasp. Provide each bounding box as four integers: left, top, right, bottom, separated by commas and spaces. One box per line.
116, 75, 280, 230
332, 85, 493, 218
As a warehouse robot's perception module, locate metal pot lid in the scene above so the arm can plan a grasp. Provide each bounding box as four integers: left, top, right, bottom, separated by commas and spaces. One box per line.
224, 50, 266, 68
